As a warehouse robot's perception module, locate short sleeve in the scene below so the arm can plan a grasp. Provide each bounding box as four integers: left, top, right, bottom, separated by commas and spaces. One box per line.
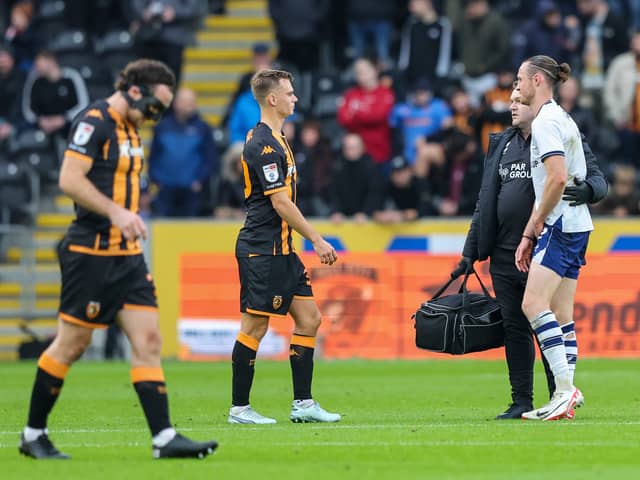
533, 116, 564, 162
251, 141, 287, 195
64, 111, 110, 166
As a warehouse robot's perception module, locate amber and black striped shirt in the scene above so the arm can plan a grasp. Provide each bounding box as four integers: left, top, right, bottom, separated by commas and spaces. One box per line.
63, 100, 145, 255
235, 122, 298, 257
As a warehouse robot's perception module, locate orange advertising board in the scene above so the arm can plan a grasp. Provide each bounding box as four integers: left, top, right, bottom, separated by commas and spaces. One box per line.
178, 253, 640, 360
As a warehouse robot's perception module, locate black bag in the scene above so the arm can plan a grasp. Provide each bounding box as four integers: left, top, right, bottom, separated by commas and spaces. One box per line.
413, 268, 503, 354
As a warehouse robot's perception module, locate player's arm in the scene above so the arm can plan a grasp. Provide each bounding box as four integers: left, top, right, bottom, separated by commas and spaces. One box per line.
270, 191, 337, 265
532, 154, 567, 235
60, 117, 146, 240
58, 157, 147, 241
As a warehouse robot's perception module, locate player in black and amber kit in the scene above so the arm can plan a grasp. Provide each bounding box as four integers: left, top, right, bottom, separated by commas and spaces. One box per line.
229, 69, 341, 424
19, 59, 218, 460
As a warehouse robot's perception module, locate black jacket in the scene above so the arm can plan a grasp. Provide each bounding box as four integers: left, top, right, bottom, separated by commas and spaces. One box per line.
462, 127, 608, 261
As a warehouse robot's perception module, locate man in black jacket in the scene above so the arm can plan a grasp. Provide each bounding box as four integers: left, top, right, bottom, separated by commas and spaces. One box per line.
454, 88, 607, 419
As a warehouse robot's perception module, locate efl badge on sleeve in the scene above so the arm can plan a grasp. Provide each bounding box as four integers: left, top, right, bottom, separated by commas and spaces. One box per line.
73, 122, 95, 146
272, 295, 283, 310
262, 163, 279, 183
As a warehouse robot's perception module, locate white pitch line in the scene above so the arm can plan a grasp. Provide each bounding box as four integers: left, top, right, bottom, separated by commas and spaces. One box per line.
1, 421, 639, 436
1, 440, 638, 449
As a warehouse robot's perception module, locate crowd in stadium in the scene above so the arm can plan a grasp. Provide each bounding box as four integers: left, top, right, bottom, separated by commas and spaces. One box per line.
2, 0, 640, 225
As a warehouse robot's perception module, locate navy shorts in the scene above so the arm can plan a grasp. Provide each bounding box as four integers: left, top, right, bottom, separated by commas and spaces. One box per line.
532, 219, 590, 280
237, 253, 313, 317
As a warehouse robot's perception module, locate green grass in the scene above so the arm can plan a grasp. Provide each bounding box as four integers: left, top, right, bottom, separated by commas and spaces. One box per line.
1, 359, 639, 479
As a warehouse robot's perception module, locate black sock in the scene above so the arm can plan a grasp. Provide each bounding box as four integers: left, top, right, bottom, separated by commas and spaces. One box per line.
131, 367, 172, 436
232, 333, 258, 406
27, 354, 69, 429
290, 334, 315, 401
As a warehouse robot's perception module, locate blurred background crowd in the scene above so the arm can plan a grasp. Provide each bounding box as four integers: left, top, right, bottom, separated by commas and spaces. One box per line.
2, 0, 640, 229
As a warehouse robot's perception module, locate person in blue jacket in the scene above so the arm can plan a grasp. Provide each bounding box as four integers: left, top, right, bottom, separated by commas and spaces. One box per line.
148, 87, 218, 217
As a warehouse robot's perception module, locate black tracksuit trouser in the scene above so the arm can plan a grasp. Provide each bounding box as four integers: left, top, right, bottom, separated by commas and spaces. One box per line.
489, 249, 555, 405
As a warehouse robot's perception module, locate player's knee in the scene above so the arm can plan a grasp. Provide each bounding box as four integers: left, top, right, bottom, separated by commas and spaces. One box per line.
249, 323, 268, 341
521, 295, 537, 319
302, 309, 322, 332
145, 329, 163, 356
66, 335, 91, 362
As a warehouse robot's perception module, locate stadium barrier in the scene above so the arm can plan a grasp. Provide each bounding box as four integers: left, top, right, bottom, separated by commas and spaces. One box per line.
152, 219, 640, 360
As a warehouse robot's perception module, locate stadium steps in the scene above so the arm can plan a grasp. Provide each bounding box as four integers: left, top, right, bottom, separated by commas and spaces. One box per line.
0, 197, 69, 359
182, 0, 274, 128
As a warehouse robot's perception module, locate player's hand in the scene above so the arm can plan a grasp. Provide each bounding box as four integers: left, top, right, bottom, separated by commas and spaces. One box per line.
313, 238, 337, 265
109, 205, 147, 241
451, 256, 475, 279
562, 179, 592, 206
515, 237, 534, 273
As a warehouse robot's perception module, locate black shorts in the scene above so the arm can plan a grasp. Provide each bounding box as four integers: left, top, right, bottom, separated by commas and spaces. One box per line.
58, 240, 157, 329
237, 253, 313, 317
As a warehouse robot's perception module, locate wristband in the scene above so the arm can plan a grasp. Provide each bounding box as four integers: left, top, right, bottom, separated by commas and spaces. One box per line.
522, 235, 536, 242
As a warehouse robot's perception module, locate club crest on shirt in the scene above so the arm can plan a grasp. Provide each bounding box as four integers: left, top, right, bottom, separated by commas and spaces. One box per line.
262, 163, 279, 182
73, 122, 95, 146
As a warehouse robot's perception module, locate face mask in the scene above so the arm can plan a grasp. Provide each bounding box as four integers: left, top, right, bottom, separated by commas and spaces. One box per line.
121, 84, 168, 121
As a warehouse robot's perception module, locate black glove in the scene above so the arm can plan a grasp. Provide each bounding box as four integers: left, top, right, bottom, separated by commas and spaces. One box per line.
562, 179, 593, 206
451, 256, 475, 279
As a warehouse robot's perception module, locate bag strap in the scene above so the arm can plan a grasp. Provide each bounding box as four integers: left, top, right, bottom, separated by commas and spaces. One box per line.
464, 268, 492, 297
431, 266, 492, 303
430, 274, 460, 300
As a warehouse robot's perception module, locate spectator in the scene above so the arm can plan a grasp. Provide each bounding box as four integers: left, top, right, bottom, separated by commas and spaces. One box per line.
221, 42, 274, 129
374, 156, 424, 223
415, 127, 482, 216
0, 44, 25, 145
3, 1, 36, 71
397, 0, 453, 96
557, 75, 599, 155
457, 0, 511, 106
21, 50, 89, 160
447, 87, 478, 138
129, 0, 201, 85
345, 0, 396, 68
478, 69, 514, 152
337, 57, 395, 167
268, 0, 330, 73
512, 1, 571, 69
213, 143, 245, 220
228, 88, 260, 145
592, 164, 640, 216
149, 87, 218, 217
441, 129, 483, 216
604, 31, 640, 166
389, 78, 452, 165
576, 0, 629, 90
295, 118, 335, 217
329, 133, 383, 223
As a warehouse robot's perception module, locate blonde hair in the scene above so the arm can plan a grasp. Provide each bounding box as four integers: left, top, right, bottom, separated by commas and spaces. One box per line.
250, 69, 293, 104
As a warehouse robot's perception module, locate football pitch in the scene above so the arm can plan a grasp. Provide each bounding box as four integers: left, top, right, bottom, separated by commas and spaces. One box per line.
1, 359, 639, 479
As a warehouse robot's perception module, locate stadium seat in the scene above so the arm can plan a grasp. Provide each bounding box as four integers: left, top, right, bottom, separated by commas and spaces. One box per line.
31, 0, 67, 42
8, 130, 58, 185
0, 160, 39, 225
94, 29, 135, 55
95, 29, 136, 80
319, 118, 345, 151
311, 72, 344, 118
58, 55, 112, 100
49, 30, 90, 55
